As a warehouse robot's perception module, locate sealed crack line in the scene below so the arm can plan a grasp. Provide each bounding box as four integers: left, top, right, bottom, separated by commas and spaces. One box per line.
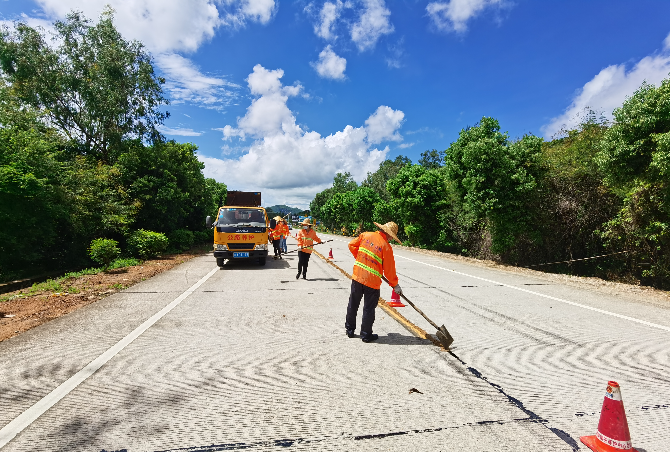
314, 249, 580, 452
448, 349, 580, 452
149, 417, 540, 452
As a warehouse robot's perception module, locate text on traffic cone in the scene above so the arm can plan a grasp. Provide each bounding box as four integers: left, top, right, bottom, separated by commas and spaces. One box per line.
580, 381, 638, 452
387, 289, 405, 307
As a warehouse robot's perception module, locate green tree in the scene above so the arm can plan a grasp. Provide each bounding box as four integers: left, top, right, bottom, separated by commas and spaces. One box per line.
204, 178, 228, 217
310, 172, 359, 219
332, 172, 358, 193
418, 149, 445, 169
117, 140, 207, 233
386, 165, 452, 249
597, 78, 670, 286
0, 8, 168, 162
361, 155, 411, 201
444, 117, 544, 254
535, 121, 619, 269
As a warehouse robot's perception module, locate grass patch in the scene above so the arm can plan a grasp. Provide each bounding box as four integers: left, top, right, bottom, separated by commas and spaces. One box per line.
0, 258, 142, 303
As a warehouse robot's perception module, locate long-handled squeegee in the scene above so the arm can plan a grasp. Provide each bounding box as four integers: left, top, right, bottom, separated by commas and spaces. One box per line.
283, 239, 334, 254
382, 275, 454, 350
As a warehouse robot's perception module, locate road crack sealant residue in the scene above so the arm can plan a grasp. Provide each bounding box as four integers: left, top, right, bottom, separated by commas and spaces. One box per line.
448, 350, 580, 451
122, 416, 550, 452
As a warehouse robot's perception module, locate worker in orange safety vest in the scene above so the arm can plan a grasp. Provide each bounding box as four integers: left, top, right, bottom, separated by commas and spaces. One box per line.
279, 218, 289, 253
269, 216, 283, 259
294, 218, 322, 280
346, 221, 402, 343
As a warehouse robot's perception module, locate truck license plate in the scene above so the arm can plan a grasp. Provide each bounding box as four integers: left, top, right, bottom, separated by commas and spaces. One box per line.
233, 252, 249, 258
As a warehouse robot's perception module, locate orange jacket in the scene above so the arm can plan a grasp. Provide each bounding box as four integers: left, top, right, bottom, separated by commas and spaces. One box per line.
295, 228, 321, 254
349, 231, 398, 290
269, 224, 283, 240
279, 223, 289, 238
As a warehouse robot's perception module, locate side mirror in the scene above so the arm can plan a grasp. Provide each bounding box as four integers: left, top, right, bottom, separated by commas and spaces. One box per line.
205, 216, 212, 229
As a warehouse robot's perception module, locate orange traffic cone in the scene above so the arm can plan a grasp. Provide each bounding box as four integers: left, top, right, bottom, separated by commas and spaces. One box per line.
580, 381, 639, 452
328, 248, 334, 259
387, 289, 405, 307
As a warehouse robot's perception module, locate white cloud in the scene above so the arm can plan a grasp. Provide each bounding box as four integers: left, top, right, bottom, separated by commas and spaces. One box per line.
223, 64, 304, 139
157, 125, 203, 136
398, 142, 414, 149
365, 105, 404, 143
204, 65, 404, 207
315, 1, 343, 40
33, 0, 277, 52
34, 0, 221, 54
664, 32, 670, 51
351, 0, 394, 51
542, 39, 670, 138
155, 53, 239, 109
13, 1, 277, 110
311, 45, 347, 80
426, 0, 503, 33
239, 0, 277, 24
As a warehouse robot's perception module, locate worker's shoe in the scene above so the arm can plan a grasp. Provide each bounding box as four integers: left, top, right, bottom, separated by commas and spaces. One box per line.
295, 272, 300, 280
346, 330, 355, 338
361, 333, 378, 343
302, 274, 307, 280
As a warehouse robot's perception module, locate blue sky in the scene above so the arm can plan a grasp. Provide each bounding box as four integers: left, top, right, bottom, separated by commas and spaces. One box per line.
2, 0, 670, 207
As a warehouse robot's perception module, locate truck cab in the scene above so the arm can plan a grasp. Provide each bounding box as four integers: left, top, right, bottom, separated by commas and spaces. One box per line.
206, 192, 269, 267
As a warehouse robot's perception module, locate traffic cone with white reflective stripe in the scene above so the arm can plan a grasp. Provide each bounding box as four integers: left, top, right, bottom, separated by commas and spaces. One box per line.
580, 381, 639, 452
387, 289, 405, 307
328, 248, 334, 259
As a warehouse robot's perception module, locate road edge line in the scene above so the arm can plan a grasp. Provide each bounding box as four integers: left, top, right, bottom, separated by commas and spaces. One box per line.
0, 266, 219, 449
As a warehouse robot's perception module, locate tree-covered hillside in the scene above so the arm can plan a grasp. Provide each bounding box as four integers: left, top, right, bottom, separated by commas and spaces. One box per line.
310, 78, 670, 289
0, 10, 226, 281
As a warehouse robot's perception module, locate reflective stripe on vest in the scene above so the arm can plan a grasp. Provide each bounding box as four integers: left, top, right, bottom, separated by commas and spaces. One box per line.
355, 261, 382, 278
302, 236, 313, 250
359, 247, 382, 264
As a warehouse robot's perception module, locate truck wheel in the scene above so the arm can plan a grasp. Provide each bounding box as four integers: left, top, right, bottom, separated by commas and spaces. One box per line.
216, 258, 225, 267
259, 257, 266, 266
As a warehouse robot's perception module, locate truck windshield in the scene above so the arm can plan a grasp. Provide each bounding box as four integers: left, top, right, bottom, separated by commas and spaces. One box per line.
216, 208, 266, 227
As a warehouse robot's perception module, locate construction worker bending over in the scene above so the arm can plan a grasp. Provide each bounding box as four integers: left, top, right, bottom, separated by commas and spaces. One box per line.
346, 222, 402, 343
295, 219, 322, 280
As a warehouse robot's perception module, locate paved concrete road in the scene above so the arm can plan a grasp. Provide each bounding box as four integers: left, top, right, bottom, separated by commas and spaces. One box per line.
321, 233, 670, 452
0, 235, 665, 451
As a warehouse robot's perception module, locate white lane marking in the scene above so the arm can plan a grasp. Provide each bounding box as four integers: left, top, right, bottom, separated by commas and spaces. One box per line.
322, 234, 670, 331
0, 266, 220, 448
393, 254, 670, 333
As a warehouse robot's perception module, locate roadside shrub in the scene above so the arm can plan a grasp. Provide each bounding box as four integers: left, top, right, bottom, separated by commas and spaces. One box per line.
193, 230, 211, 244
127, 229, 168, 258
168, 229, 194, 251
89, 238, 121, 268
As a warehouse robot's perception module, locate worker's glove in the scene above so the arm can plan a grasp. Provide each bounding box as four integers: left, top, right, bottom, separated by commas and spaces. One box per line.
393, 284, 402, 295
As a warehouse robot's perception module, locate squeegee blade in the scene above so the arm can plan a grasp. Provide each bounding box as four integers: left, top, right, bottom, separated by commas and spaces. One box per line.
436, 327, 454, 349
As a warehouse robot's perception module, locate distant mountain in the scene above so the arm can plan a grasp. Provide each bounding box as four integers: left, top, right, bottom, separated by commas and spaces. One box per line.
266, 204, 303, 215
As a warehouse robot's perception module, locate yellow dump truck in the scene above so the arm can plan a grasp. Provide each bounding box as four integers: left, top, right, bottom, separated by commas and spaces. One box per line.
206, 191, 269, 267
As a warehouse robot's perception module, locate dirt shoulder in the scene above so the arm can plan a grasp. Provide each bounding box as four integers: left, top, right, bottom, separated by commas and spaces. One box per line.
394, 244, 670, 308
320, 231, 670, 308
0, 249, 210, 342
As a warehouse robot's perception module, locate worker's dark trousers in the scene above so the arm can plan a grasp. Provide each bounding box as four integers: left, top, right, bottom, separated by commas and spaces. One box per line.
272, 239, 281, 257
345, 280, 380, 337
297, 251, 311, 276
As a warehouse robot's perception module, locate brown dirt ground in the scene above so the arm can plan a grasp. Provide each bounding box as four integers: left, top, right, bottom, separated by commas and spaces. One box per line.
0, 249, 209, 343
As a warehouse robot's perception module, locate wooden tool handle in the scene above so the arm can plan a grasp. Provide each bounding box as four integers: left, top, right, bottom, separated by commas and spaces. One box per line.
382, 275, 440, 331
